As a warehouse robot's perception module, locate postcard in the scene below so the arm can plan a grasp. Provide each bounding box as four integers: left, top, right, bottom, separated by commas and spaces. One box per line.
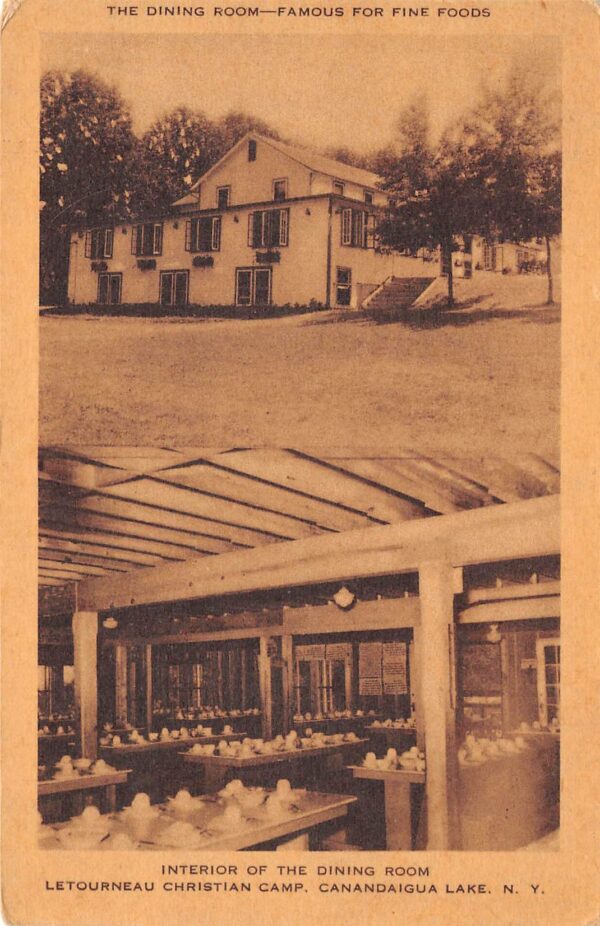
1, 0, 599, 924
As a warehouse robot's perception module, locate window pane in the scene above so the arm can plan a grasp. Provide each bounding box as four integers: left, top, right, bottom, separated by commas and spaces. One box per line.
97, 274, 109, 304
236, 270, 252, 306
160, 272, 173, 306
174, 272, 188, 306
254, 269, 271, 306
109, 274, 121, 305
142, 224, 154, 255
217, 188, 230, 209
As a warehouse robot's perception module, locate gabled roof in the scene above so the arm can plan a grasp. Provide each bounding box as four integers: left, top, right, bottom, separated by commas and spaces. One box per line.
187, 132, 382, 195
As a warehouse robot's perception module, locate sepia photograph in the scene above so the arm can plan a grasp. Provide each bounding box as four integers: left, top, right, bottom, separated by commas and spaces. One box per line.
37, 446, 560, 853
38, 33, 561, 458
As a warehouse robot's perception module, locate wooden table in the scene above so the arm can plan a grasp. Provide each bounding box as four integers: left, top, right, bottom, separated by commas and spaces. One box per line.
152, 713, 261, 735
365, 725, 417, 750
182, 740, 369, 793
99, 732, 246, 758
40, 791, 357, 852
292, 716, 381, 735
99, 734, 247, 804
349, 765, 426, 850
38, 770, 131, 816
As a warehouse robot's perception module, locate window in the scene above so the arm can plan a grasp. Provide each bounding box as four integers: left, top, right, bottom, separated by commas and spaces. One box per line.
216, 186, 230, 209
97, 272, 122, 305
336, 267, 352, 306
536, 637, 560, 727
341, 208, 374, 248
235, 267, 272, 307
85, 227, 113, 259
333, 181, 345, 196
364, 191, 374, 204
186, 216, 221, 252
159, 270, 189, 307
273, 179, 288, 202
248, 139, 257, 161
132, 222, 163, 257
248, 208, 289, 248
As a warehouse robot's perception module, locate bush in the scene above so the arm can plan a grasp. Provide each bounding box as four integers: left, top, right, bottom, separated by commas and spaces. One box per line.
41, 301, 328, 320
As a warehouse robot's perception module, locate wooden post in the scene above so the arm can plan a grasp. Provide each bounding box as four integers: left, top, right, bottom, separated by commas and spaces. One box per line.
114, 643, 128, 723
145, 644, 153, 733
72, 611, 98, 760
418, 562, 460, 849
259, 636, 272, 740
281, 635, 294, 734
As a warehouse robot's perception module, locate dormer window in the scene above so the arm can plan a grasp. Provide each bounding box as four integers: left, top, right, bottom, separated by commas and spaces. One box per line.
364, 191, 374, 204
248, 139, 257, 162
273, 179, 287, 202
217, 186, 231, 209
333, 181, 345, 196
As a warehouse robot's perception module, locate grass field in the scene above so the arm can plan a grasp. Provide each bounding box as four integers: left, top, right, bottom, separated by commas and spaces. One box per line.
39, 274, 560, 461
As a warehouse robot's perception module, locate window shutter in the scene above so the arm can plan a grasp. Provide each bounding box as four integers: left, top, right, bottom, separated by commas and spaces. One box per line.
131, 225, 139, 256
279, 209, 289, 246
104, 228, 114, 259
268, 210, 279, 248
84, 231, 92, 258
153, 223, 163, 256
212, 217, 221, 251
185, 219, 192, 252
252, 211, 263, 248
248, 213, 254, 247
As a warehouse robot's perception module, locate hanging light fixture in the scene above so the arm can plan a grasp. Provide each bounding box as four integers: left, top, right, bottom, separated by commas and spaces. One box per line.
486, 623, 501, 643
332, 586, 356, 610
102, 617, 118, 630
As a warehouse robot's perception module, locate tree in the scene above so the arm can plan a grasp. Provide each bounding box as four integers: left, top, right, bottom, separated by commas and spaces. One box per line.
465, 66, 561, 303
375, 96, 482, 307
218, 111, 280, 150
40, 70, 137, 303
133, 107, 225, 214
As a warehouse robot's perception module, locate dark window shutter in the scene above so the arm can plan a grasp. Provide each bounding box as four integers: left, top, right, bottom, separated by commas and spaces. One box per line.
197, 217, 212, 252
269, 210, 280, 247
185, 219, 192, 252
252, 211, 263, 248
248, 213, 254, 247
84, 231, 92, 258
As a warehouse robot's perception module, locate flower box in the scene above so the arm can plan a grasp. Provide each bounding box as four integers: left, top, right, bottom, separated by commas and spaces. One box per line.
137, 259, 157, 270
192, 255, 214, 268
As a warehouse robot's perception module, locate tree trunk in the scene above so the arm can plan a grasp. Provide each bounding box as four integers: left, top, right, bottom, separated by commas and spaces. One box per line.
545, 235, 554, 305
445, 242, 454, 308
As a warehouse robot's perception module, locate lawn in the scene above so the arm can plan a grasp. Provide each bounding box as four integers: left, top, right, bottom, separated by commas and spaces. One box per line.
39, 275, 560, 462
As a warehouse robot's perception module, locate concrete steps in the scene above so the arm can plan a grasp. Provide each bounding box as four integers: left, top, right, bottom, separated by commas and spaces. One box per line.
365, 276, 435, 312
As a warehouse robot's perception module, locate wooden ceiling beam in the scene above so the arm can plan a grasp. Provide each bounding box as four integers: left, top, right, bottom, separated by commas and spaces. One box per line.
76, 495, 559, 612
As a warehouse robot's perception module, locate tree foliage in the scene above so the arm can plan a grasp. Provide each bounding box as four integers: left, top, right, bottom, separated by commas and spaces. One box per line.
40, 70, 137, 302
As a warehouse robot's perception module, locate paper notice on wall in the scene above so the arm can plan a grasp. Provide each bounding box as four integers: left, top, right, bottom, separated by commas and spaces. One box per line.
295, 644, 325, 661
359, 642, 382, 695
359, 676, 383, 696
382, 641, 408, 694
326, 642, 352, 661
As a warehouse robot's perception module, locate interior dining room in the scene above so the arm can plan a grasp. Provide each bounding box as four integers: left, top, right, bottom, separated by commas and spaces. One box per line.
37, 447, 561, 852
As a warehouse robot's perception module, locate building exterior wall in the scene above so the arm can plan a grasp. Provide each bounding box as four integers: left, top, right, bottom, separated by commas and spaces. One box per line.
197, 139, 313, 208
68, 197, 331, 307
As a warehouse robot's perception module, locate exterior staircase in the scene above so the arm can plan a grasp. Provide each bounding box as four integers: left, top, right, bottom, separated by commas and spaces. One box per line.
361, 276, 435, 313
